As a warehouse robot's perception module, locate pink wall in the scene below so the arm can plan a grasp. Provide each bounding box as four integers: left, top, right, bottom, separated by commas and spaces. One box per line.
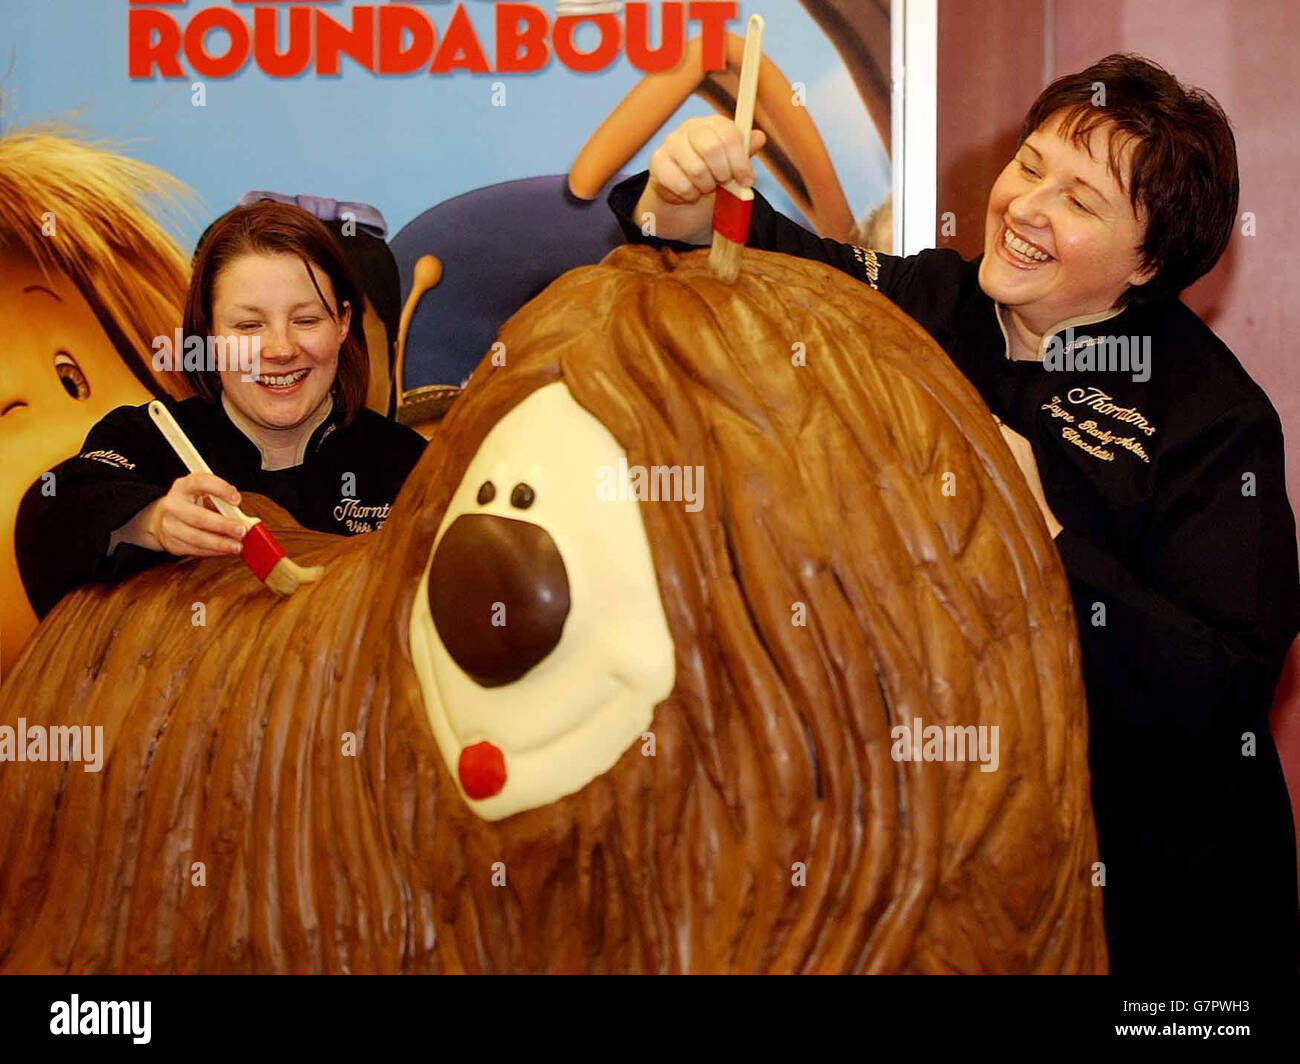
938, 0, 1300, 893
936, 0, 1046, 258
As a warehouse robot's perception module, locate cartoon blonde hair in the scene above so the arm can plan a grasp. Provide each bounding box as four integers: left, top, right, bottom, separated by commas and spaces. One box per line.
0, 125, 194, 398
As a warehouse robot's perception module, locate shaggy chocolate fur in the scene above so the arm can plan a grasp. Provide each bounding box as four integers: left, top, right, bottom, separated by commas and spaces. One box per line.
0, 246, 1106, 972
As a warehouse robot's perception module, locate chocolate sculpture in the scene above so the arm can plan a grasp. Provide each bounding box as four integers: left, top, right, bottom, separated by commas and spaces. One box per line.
0, 246, 1106, 973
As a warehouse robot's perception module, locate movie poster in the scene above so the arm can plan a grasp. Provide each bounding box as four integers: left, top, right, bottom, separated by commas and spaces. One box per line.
0, 0, 892, 667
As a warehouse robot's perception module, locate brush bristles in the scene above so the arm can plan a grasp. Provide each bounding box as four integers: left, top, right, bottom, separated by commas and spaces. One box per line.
709, 231, 744, 284
263, 556, 325, 596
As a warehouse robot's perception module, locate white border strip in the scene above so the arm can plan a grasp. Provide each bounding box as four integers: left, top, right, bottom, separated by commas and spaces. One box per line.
891, 0, 937, 256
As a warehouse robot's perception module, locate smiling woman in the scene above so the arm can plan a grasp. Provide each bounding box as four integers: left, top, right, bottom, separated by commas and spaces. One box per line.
611, 52, 1300, 975
981, 129, 1156, 359
14, 201, 427, 619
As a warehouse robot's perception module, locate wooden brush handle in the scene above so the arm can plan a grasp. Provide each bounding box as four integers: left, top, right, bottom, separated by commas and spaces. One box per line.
722, 14, 766, 198
733, 15, 764, 146
148, 401, 255, 528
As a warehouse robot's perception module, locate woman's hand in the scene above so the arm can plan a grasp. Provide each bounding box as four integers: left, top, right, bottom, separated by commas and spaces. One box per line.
636, 116, 768, 243
110, 473, 247, 557
995, 417, 1064, 539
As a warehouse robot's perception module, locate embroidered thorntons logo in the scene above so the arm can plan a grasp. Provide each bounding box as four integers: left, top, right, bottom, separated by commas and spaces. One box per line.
851, 245, 880, 290
333, 497, 392, 533
1041, 389, 1156, 465
1066, 387, 1156, 436
80, 449, 136, 470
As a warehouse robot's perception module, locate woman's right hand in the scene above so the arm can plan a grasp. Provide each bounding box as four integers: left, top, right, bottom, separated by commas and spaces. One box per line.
112, 473, 247, 557
637, 116, 768, 243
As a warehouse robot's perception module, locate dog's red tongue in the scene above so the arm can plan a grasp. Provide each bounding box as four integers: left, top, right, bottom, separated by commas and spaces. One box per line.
458, 741, 507, 799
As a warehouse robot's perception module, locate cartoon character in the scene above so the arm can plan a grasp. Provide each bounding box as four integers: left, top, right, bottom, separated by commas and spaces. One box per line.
389, 174, 629, 432
391, 16, 891, 426
0, 246, 1103, 972
569, 30, 861, 237
0, 127, 192, 670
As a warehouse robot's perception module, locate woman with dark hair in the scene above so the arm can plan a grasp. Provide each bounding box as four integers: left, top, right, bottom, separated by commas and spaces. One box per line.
16, 200, 426, 616
610, 53, 1300, 973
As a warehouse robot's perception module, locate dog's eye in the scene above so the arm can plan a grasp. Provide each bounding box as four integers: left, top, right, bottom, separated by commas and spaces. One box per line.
510, 483, 535, 509
476, 481, 495, 505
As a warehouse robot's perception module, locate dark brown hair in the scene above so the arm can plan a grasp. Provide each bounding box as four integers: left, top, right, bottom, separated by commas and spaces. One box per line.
183, 200, 368, 423
1018, 53, 1239, 305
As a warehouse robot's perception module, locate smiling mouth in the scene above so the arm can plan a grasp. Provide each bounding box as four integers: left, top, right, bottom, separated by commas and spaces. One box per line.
255, 368, 310, 391
1000, 225, 1054, 265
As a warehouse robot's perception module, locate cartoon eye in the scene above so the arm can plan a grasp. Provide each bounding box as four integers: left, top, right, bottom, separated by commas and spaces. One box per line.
510, 483, 535, 509
477, 481, 496, 505
54, 351, 90, 400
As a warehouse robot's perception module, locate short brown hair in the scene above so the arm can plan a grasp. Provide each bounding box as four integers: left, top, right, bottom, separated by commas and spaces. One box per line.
1019, 53, 1239, 304
184, 201, 368, 423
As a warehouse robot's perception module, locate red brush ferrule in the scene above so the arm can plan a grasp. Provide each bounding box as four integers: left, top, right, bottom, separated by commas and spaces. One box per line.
712, 185, 754, 245
240, 521, 286, 582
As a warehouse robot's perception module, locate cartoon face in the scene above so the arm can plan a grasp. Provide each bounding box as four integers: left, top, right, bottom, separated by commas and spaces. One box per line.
409, 381, 675, 821
0, 250, 154, 668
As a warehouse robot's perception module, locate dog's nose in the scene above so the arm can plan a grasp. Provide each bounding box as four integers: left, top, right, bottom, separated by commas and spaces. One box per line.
428, 513, 571, 687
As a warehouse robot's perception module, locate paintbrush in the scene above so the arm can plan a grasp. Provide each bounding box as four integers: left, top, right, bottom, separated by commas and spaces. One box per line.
709, 13, 766, 284
148, 400, 324, 595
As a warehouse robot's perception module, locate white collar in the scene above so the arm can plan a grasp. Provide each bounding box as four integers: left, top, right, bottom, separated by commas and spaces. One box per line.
221, 390, 334, 470
994, 303, 1125, 362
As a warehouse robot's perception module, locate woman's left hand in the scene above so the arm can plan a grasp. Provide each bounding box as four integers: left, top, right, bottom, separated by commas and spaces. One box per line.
994, 416, 1064, 539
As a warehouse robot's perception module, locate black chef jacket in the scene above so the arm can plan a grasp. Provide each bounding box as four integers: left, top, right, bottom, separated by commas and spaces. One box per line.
16, 394, 426, 619
610, 171, 1300, 974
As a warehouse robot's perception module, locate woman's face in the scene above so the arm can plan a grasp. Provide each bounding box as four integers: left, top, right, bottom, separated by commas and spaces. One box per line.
979, 115, 1155, 331
213, 252, 349, 431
